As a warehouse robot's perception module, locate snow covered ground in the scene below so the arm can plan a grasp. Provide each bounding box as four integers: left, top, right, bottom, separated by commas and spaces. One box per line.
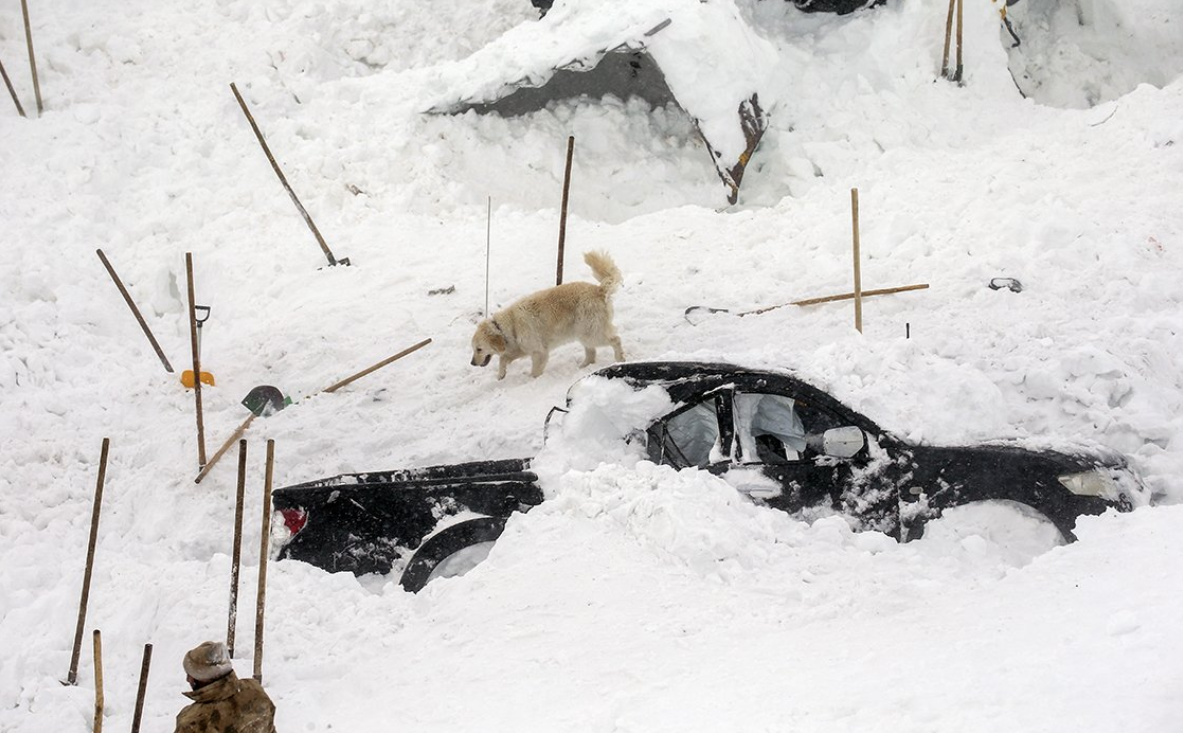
1, 0, 1181, 731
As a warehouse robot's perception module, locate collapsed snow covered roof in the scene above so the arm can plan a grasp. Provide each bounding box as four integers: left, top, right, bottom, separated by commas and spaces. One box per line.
424, 0, 777, 205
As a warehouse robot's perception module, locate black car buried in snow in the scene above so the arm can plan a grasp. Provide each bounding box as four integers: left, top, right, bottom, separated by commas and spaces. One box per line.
271, 362, 1142, 592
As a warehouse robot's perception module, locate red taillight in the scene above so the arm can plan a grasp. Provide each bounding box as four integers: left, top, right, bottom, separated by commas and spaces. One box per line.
279, 508, 308, 536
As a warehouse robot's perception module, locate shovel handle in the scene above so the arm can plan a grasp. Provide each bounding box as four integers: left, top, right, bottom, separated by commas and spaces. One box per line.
195, 414, 256, 484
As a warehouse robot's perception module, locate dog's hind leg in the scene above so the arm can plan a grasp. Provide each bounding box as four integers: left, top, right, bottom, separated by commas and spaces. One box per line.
529, 351, 549, 378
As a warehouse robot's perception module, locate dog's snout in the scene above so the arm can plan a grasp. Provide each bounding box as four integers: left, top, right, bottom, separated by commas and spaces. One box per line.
471, 354, 491, 367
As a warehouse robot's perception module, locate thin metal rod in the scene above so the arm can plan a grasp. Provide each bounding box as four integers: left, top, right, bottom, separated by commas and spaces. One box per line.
227, 440, 247, 656
485, 196, 491, 318
185, 254, 208, 466
130, 643, 152, 733
92, 630, 104, 733
322, 338, 432, 393
556, 136, 574, 286
0, 56, 26, 117
851, 188, 863, 333
67, 438, 109, 686
195, 415, 255, 484
230, 82, 339, 267
20, 0, 42, 115
253, 440, 275, 683
96, 250, 174, 373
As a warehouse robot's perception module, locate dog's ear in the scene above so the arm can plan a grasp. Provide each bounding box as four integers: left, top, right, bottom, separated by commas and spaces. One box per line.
487, 330, 506, 352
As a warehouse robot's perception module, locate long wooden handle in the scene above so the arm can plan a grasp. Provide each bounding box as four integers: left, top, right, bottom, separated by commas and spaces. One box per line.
741, 283, 929, 316
323, 338, 432, 394
96, 250, 173, 373
254, 440, 275, 684
130, 643, 152, 733
194, 414, 256, 484
67, 439, 109, 686
186, 253, 207, 466
92, 630, 104, 733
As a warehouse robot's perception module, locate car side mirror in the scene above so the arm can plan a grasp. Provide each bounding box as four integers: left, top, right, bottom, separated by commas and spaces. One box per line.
822, 426, 865, 458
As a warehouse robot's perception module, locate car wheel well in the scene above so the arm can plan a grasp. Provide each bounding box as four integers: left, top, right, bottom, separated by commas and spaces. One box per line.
398, 515, 510, 593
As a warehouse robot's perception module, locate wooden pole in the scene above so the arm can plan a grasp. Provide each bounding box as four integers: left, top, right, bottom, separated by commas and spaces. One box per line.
485, 196, 491, 318
19, 0, 42, 115
0, 56, 26, 117
253, 440, 275, 684
67, 439, 109, 686
229, 82, 344, 267
322, 338, 432, 393
130, 643, 152, 733
739, 283, 929, 316
851, 188, 863, 333
185, 253, 208, 467
556, 136, 574, 286
227, 441, 247, 655
940, 0, 956, 79
953, 0, 964, 84
195, 415, 255, 484
96, 250, 174, 374
92, 630, 104, 733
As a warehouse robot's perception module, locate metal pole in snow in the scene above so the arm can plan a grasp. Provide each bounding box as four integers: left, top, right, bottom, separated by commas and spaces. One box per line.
851, 188, 863, 334
556, 136, 574, 286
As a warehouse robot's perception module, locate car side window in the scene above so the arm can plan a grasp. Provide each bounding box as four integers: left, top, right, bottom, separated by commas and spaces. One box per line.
734, 393, 807, 464
660, 400, 722, 468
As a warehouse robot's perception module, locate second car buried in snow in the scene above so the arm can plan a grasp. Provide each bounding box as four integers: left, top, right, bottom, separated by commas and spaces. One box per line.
271, 362, 1144, 591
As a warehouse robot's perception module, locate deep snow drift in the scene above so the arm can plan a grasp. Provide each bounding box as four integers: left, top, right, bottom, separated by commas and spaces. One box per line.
1, 1, 1181, 732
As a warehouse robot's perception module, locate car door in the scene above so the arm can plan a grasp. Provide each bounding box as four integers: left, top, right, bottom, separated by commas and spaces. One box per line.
728, 390, 901, 536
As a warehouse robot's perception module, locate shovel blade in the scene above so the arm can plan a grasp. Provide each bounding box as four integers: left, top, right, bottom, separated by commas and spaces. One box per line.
242, 385, 289, 417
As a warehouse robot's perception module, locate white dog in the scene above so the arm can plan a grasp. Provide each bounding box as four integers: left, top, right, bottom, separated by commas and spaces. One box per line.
471, 251, 625, 379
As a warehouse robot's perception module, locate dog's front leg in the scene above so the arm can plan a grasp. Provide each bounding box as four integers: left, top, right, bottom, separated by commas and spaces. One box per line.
529, 351, 549, 378
580, 346, 596, 368
497, 355, 510, 380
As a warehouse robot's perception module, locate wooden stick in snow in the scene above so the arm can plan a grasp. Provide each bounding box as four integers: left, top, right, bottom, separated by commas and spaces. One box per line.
851, 188, 863, 333
66, 439, 109, 686
194, 415, 255, 485
555, 136, 574, 286
253, 440, 275, 684
940, 0, 956, 79
0, 55, 26, 117
20, 0, 42, 115
185, 253, 208, 467
92, 630, 104, 733
227, 441, 247, 656
322, 338, 433, 393
229, 82, 346, 267
96, 250, 174, 374
130, 643, 152, 733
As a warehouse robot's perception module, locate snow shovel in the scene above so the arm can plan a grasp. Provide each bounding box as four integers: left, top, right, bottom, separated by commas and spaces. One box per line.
181, 306, 216, 388
194, 385, 290, 484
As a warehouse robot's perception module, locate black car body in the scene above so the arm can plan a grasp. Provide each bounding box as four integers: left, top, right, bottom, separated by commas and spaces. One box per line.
272, 362, 1141, 591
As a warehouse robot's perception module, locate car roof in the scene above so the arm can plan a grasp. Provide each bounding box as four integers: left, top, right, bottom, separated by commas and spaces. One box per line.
576, 361, 885, 434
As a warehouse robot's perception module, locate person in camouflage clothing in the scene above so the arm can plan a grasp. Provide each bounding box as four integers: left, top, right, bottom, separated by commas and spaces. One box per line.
174, 641, 277, 733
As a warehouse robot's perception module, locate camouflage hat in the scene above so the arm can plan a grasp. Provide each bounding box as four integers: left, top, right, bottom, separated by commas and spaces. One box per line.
183, 641, 233, 682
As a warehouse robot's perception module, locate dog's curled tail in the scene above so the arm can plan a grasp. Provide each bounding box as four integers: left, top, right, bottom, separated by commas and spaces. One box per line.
584, 250, 622, 295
